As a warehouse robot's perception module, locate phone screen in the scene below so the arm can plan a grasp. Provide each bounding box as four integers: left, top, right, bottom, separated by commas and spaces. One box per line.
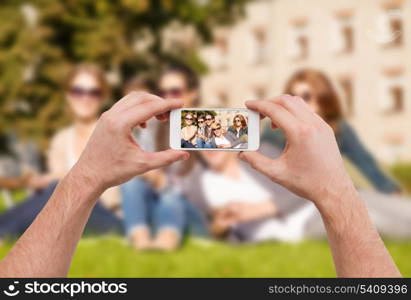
181, 109, 249, 149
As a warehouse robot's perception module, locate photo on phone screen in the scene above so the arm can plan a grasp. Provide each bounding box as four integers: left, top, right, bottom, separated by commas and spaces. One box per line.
170, 108, 259, 151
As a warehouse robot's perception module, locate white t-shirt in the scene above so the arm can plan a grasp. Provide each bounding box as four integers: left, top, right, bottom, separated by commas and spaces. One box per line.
200, 166, 316, 242
201, 167, 272, 209
214, 136, 231, 148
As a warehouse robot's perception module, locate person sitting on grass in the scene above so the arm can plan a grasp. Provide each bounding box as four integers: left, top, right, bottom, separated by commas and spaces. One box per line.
0, 94, 401, 278
121, 63, 208, 252
263, 69, 402, 194
121, 76, 203, 251
0, 64, 123, 244
183, 147, 411, 243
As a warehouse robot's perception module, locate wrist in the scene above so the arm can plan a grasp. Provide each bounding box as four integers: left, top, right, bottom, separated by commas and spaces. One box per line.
65, 162, 105, 205
311, 170, 356, 207
315, 180, 365, 235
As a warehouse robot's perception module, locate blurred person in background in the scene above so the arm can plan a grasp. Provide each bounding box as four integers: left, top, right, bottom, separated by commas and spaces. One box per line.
183, 145, 411, 243
262, 69, 401, 194
0, 134, 41, 191
121, 75, 187, 251
228, 114, 248, 142
121, 63, 208, 251
180, 112, 197, 148
122, 76, 158, 153
158, 63, 200, 107
0, 64, 123, 243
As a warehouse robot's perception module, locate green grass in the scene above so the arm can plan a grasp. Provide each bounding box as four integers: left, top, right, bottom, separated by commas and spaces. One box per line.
0, 189, 26, 212
1, 236, 410, 277
1, 163, 410, 277
392, 163, 411, 193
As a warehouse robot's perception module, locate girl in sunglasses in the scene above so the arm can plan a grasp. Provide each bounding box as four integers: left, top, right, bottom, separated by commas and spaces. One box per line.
0, 64, 123, 243
181, 113, 197, 148
262, 69, 401, 194
120, 63, 208, 251
227, 114, 248, 142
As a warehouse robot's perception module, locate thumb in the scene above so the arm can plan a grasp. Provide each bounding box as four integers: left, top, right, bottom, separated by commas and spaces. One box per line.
238, 151, 281, 182
144, 150, 190, 170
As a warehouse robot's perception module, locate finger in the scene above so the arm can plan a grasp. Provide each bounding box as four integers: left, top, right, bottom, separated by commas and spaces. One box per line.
142, 149, 189, 170
155, 111, 169, 121
114, 91, 162, 113
245, 100, 299, 137
271, 122, 278, 130
274, 95, 319, 124
238, 151, 282, 182
123, 98, 183, 128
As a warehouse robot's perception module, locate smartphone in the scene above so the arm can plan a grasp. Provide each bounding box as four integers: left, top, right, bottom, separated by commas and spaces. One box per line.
170, 108, 260, 151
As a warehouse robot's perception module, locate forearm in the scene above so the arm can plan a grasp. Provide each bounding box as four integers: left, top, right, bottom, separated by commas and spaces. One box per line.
258, 200, 278, 218
316, 183, 401, 277
0, 165, 102, 277
245, 200, 277, 221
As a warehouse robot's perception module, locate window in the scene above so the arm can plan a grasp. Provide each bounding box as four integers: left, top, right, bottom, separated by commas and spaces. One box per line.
339, 78, 354, 115
377, 7, 403, 46
342, 25, 354, 53
389, 10, 403, 46
215, 36, 229, 70
288, 22, 309, 59
332, 16, 354, 53
379, 75, 404, 114
296, 30, 309, 59
252, 27, 268, 65
390, 85, 404, 112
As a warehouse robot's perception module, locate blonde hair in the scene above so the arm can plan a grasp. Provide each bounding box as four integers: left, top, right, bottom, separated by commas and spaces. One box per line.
211, 123, 221, 130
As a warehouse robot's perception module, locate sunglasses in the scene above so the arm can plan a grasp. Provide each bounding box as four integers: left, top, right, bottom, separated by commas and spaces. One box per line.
159, 87, 185, 98
198, 120, 204, 123
69, 87, 103, 99
185, 117, 193, 121
205, 117, 213, 121
212, 127, 221, 131
297, 91, 312, 102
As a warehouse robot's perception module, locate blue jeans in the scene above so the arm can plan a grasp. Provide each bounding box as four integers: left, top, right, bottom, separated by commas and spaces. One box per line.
121, 177, 208, 238
181, 139, 195, 148
196, 138, 212, 149
0, 182, 123, 239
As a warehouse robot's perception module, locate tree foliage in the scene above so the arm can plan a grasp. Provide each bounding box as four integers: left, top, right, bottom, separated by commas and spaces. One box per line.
0, 0, 250, 149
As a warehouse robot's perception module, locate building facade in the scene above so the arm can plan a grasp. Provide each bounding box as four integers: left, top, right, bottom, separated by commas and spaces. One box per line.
200, 0, 411, 163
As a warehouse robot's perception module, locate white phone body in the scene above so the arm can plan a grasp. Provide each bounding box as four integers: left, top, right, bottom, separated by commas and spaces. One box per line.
170, 108, 260, 151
